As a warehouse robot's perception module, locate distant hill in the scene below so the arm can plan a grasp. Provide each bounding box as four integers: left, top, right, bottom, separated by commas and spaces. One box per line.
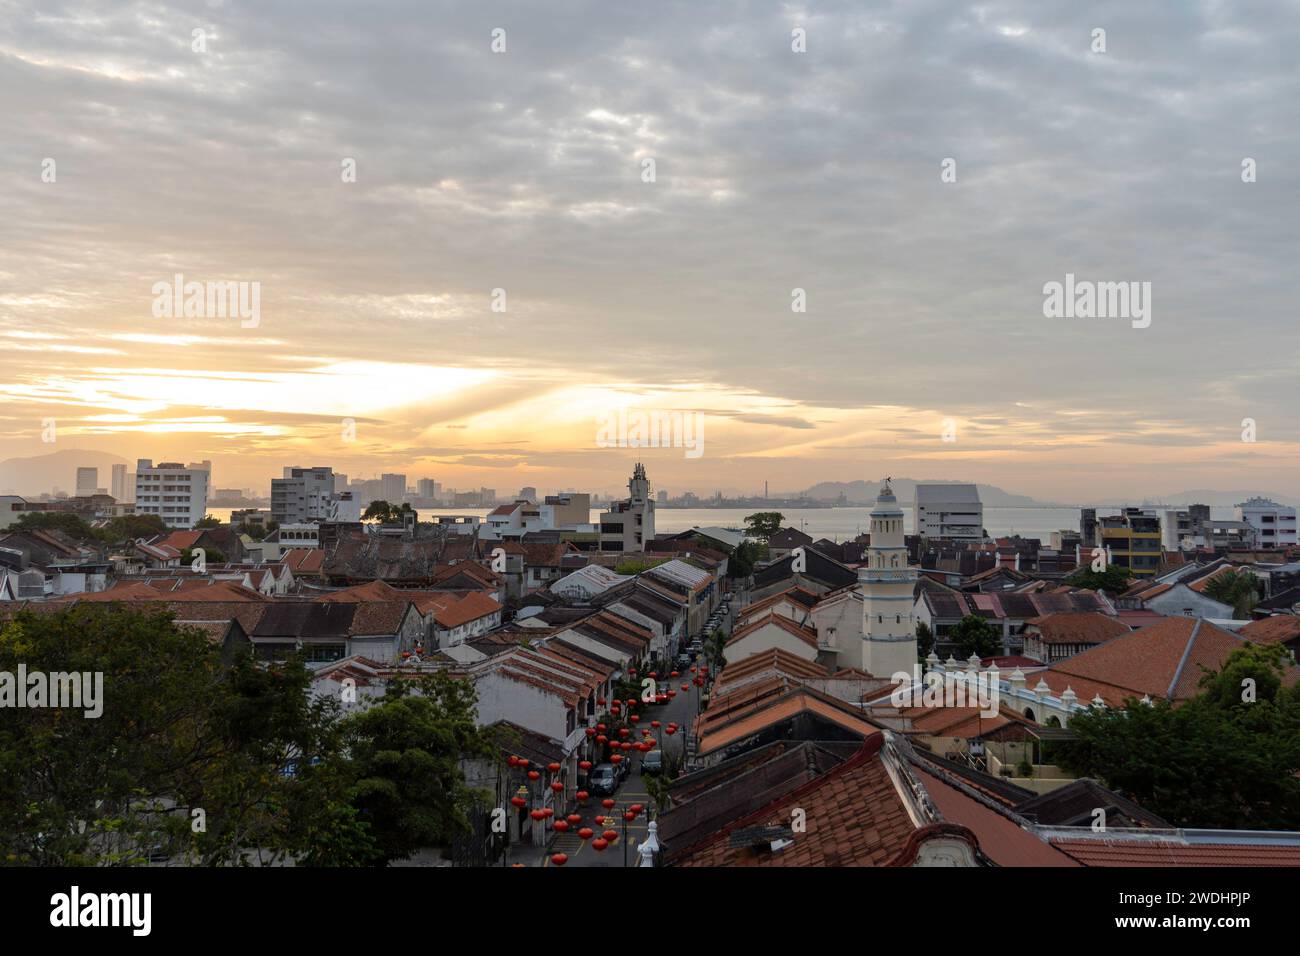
801, 478, 1072, 508
0, 449, 131, 496
1148, 489, 1300, 509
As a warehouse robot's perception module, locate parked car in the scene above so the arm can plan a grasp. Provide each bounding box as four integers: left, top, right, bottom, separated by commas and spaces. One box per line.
688, 640, 704, 655
674, 652, 694, 670
641, 749, 664, 775
589, 763, 619, 795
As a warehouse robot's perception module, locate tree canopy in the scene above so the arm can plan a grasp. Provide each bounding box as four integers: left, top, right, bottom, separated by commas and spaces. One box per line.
1067, 563, 1133, 592
950, 614, 1001, 659
742, 511, 784, 542
1058, 643, 1300, 829
0, 605, 493, 866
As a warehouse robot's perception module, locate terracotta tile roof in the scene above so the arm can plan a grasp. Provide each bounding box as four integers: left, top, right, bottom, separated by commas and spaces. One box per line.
278, 547, 325, 574
1238, 615, 1300, 646
1048, 837, 1300, 867
725, 611, 819, 650
1024, 612, 1131, 645
713, 648, 827, 691
1035, 616, 1298, 707
737, 586, 820, 621
156, 530, 205, 552
914, 767, 1078, 867
673, 735, 970, 867
697, 688, 880, 757
1188, 565, 1236, 594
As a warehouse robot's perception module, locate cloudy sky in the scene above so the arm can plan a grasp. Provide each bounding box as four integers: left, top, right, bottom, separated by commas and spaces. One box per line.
1, 0, 1297, 501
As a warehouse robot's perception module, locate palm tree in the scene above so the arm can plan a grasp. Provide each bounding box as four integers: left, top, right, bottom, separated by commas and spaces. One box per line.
1203, 569, 1262, 619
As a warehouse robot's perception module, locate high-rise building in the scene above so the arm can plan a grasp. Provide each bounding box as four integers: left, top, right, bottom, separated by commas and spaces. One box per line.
417, 478, 438, 499
110, 464, 127, 501
134, 459, 210, 529
1236, 497, 1298, 547
380, 473, 407, 503
914, 483, 983, 540
76, 467, 98, 496
518, 486, 537, 502
271, 466, 337, 525
860, 479, 918, 678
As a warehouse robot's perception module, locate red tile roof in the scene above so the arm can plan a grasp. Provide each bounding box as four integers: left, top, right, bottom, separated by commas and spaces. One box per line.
725, 611, 819, 651
1024, 611, 1130, 645
673, 735, 949, 867
1048, 837, 1300, 867
1239, 615, 1300, 646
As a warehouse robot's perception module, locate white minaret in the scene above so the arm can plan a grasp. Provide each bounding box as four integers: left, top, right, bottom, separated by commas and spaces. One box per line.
859, 477, 918, 678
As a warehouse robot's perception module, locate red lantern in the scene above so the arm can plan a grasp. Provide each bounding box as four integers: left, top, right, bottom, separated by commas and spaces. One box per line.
681, 683, 689, 691
620, 742, 632, 751
544, 807, 554, 818
507, 755, 520, 767
548, 762, 561, 773
551, 781, 563, 793
585, 728, 595, 737
518, 758, 530, 768
619, 727, 630, 738
530, 809, 546, 821
667, 690, 677, 699
624, 811, 636, 822
596, 735, 607, 745
630, 803, 643, 815
652, 720, 661, 728
630, 714, 640, 724
597, 697, 606, 705
567, 813, 582, 825
527, 770, 540, 781
553, 820, 570, 833
610, 754, 622, 765
603, 829, 619, 842
591, 838, 609, 852
510, 796, 526, 809
596, 723, 607, 732
666, 726, 676, 735
578, 827, 594, 840
602, 798, 616, 810
551, 853, 568, 866
670, 671, 679, 678
577, 790, 589, 802
579, 760, 592, 771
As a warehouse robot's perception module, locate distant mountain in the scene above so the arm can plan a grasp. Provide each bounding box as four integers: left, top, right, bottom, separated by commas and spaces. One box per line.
0, 449, 131, 496
801, 478, 1072, 508
1148, 489, 1300, 509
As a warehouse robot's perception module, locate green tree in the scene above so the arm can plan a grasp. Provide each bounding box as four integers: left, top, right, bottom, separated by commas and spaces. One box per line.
362, 501, 415, 524
915, 620, 934, 660
1203, 569, 1264, 619
950, 614, 1001, 659
181, 546, 225, 565
705, 627, 727, 669
12, 511, 94, 541
194, 515, 222, 529
95, 513, 168, 543
1068, 563, 1133, 592
341, 672, 494, 865
0, 605, 358, 866
726, 540, 760, 579
1058, 644, 1300, 829
742, 512, 784, 543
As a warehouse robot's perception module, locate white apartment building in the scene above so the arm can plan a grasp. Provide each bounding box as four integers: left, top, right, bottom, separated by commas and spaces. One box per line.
1236, 497, 1298, 547
914, 483, 983, 540
134, 459, 211, 529
110, 464, 128, 501
272, 466, 339, 525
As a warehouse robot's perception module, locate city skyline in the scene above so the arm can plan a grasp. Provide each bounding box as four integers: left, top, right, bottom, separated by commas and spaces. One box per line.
3, 2, 1299, 502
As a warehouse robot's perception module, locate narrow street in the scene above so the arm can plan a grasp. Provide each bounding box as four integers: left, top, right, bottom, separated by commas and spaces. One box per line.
539, 598, 733, 868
